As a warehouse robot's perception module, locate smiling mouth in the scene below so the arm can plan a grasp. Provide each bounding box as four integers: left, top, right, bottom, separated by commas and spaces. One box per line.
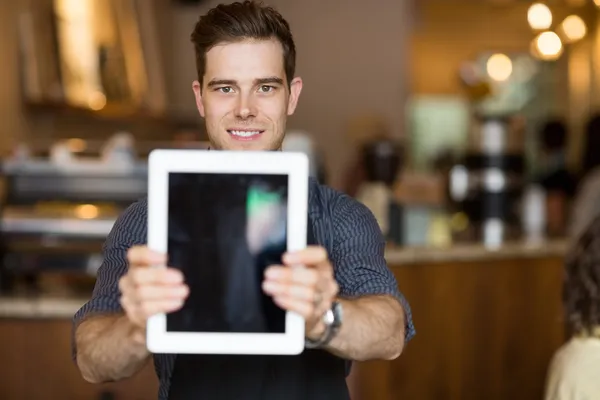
227, 129, 264, 140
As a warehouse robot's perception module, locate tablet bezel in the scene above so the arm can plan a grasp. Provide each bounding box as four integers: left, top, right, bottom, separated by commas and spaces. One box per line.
146, 149, 308, 355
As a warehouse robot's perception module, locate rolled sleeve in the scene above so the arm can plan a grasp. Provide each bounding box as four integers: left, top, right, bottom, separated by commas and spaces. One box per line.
72, 200, 147, 359
330, 194, 415, 341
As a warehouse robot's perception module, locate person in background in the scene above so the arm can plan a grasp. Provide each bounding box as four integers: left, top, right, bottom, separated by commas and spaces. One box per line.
544, 215, 600, 400
535, 119, 578, 237
569, 114, 600, 242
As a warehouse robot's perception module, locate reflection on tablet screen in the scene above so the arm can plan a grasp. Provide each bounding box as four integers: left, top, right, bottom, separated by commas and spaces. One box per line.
167, 172, 288, 334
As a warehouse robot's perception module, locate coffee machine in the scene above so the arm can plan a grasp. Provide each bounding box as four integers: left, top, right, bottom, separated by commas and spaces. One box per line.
0, 137, 149, 295
449, 114, 526, 247
355, 138, 403, 244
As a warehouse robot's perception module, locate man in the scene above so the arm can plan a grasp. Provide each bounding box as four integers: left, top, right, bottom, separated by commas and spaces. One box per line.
72, 2, 415, 399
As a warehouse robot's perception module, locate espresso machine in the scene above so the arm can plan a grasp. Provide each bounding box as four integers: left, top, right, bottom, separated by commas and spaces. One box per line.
0, 136, 150, 295
355, 138, 403, 244
449, 114, 526, 247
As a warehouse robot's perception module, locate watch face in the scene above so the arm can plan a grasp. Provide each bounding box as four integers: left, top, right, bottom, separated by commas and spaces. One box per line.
323, 309, 335, 325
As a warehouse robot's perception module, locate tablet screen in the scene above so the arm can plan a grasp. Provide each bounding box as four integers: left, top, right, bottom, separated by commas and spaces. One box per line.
166, 172, 288, 334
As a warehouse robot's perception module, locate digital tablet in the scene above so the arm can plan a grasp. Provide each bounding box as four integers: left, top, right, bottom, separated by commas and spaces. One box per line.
146, 149, 308, 355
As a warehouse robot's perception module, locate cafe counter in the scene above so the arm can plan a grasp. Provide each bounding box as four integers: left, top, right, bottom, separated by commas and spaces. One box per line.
351, 239, 568, 400
0, 240, 568, 400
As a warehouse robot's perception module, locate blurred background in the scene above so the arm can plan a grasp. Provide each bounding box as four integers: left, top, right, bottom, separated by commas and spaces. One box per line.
0, 0, 598, 399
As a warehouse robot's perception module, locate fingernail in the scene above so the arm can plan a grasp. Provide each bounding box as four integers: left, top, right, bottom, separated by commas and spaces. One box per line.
262, 281, 275, 292
169, 300, 184, 311
166, 269, 183, 282
283, 253, 297, 264
265, 268, 280, 279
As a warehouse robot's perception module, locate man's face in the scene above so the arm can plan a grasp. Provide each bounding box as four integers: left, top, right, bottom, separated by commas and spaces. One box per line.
193, 39, 303, 151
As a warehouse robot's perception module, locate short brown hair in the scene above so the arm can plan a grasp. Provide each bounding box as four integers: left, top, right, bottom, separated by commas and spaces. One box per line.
190, 1, 296, 87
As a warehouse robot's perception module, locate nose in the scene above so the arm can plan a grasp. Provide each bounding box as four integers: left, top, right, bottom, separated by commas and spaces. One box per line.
234, 93, 257, 119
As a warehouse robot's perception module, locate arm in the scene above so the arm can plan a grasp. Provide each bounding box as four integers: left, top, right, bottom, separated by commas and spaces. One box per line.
323, 295, 406, 361
321, 194, 414, 361
75, 314, 150, 383
72, 201, 149, 383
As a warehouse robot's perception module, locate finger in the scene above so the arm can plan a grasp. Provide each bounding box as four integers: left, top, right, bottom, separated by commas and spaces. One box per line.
283, 246, 331, 270
120, 295, 185, 322
268, 285, 335, 315
264, 265, 319, 286
134, 299, 185, 320
136, 284, 189, 302
272, 296, 314, 319
127, 246, 166, 267
262, 280, 315, 301
329, 280, 340, 298
118, 275, 133, 296
129, 267, 184, 286
139, 299, 186, 317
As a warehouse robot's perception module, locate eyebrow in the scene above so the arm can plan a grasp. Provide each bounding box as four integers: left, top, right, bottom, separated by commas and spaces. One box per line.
255, 77, 284, 86
206, 77, 284, 88
206, 79, 236, 88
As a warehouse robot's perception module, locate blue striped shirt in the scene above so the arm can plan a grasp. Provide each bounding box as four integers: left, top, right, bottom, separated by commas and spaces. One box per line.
72, 178, 415, 399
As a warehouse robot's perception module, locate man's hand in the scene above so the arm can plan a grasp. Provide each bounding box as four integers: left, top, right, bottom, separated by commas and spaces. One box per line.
76, 246, 188, 383
262, 246, 339, 340
118, 246, 189, 336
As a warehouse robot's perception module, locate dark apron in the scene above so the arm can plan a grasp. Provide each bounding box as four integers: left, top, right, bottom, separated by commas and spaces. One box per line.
167, 218, 350, 400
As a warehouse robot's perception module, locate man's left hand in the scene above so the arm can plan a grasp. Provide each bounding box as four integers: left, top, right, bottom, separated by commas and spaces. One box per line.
262, 246, 339, 340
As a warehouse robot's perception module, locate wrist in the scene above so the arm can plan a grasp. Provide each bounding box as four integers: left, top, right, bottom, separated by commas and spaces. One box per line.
306, 321, 327, 341
121, 316, 147, 348
305, 301, 343, 349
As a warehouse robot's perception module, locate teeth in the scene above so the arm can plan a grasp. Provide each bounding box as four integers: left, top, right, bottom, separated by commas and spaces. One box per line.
230, 130, 260, 137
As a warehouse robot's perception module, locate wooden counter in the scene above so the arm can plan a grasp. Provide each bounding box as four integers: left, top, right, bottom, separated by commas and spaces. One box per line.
351, 240, 567, 400
0, 240, 568, 400
0, 318, 158, 400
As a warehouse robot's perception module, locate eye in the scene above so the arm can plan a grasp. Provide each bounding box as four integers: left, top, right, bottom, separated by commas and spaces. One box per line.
217, 87, 233, 93
258, 85, 275, 93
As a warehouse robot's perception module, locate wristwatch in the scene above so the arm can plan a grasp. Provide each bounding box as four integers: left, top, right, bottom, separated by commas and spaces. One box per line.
305, 301, 343, 349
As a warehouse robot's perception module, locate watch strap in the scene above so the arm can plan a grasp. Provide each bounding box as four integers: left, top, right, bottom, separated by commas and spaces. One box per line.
305, 302, 341, 349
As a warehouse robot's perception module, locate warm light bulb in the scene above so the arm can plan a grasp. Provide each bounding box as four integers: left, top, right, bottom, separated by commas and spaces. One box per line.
75, 204, 99, 220
66, 138, 86, 152
595, 0, 600, 7
528, 3, 553, 30
88, 91, 107, 111
486, 53, 513, 82
534, 31, 563, 61
561, 15, 587, 43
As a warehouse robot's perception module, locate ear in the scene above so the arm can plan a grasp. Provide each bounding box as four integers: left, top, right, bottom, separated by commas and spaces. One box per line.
286, 77, 303, 116
192, 80, 205, 117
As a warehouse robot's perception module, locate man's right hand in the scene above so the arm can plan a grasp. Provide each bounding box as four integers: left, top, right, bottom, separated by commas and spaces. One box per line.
119, 246, 189, 330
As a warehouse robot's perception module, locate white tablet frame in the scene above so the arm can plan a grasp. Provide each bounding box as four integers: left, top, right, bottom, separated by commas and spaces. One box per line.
146, 149, 308, 355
